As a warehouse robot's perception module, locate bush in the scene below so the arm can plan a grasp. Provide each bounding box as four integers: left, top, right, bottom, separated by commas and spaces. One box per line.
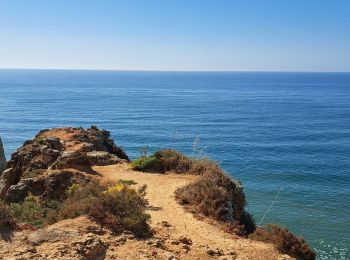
10, 194, 47, 228
188, 158, 222, 176
250, 224, 316, 260
154, 149, 191, 173
175, 158, 245, 219
0, 201, 16, 229
48, 181, 151, 237
131, 149, 192, 174
131, 156, 164, 173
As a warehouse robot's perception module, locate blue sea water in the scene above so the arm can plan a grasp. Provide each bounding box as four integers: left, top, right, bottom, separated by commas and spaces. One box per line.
0, 69, 349, 259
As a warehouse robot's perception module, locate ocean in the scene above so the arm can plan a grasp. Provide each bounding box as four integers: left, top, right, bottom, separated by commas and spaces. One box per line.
0, 69, 349, 259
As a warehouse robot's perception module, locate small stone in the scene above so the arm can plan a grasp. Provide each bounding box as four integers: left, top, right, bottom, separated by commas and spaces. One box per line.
155, 240, 165, 249
178, 236, 192, 245
171, 240, 180, 245
182, 244, 191, 251
161, 221, 171, 227
207, 249, 215, 256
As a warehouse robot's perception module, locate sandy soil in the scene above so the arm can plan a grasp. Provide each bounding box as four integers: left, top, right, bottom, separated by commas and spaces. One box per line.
94, 163, 290, 260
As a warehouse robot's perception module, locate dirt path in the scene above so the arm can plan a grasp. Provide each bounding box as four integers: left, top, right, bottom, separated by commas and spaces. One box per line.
95, 163, 287, 260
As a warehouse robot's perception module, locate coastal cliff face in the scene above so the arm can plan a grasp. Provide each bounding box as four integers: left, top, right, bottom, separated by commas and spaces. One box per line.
0, 137, 6, 175
0, 126, 128, 203
0, 127, 307, 260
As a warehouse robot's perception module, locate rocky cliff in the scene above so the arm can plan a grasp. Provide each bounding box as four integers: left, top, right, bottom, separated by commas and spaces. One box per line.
0, 126, 128, 203
0, 137, 6, 175
0, 127, 313, 260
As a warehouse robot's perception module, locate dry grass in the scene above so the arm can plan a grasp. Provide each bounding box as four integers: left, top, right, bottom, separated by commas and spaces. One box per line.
47, 181, 151, 237
154, 149, 192, 173
174, 157, 251, 235
250, 224, 316, 260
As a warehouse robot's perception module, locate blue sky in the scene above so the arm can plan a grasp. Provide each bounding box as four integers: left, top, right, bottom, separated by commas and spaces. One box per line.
0, 0, 349, 71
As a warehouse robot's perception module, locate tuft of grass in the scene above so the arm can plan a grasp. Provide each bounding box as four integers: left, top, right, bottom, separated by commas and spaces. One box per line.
0, 201, 16, 229
10, 194, 47, 228
250, 224, 316, 260
47, 181, 151, 237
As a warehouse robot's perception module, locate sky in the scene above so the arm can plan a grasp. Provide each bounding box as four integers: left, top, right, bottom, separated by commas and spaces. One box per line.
0, 0, 349, 72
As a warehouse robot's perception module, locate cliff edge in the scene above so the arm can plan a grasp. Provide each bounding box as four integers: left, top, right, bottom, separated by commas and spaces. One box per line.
0, 137, 6, 175
0, 127, 314, 259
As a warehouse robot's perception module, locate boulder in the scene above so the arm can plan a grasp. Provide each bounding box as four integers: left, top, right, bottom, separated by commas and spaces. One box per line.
0, 137, 6, 175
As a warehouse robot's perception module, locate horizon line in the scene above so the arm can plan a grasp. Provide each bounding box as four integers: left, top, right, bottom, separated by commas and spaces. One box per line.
0, 67, 350, 73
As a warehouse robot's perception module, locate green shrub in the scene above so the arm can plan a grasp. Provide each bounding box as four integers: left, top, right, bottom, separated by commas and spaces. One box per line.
250, 224, 316, 260
10, 194, 47, 228
131, 156, 164, 173
131, 149, 192, 174
48, 181, 151, 237
0, 201, 16, 229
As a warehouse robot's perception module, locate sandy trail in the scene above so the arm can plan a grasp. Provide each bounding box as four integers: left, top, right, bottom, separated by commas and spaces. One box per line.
95, 163, 284, 260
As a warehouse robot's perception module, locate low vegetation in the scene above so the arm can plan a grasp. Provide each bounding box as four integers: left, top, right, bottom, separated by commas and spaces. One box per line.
131, 149, 191, 173
1, 180, 151, 237
250, 224, 316, 260
0, 201, 16, 229
21, 169, 45, 179
132, 149, 315, 259
131, 156, 163, 173
10, 194, 47, 228
47, 181, 151, 237
132, 149, 250, 234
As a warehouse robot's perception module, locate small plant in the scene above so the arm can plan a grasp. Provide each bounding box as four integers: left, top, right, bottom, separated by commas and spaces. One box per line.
249, 224, 316, 260
0, 201, 16, 229
10, 194, 47, 228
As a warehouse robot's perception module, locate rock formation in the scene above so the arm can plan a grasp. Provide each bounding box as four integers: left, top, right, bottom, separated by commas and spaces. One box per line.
0, 126, 128, 203
0, 137, 6, 175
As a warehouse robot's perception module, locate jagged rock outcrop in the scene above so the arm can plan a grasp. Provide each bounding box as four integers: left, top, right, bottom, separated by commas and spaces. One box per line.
0, 137, 6, 175
0, 126, 128, 203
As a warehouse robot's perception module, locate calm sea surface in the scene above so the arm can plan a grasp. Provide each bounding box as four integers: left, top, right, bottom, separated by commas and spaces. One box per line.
0, 70, 349, 259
